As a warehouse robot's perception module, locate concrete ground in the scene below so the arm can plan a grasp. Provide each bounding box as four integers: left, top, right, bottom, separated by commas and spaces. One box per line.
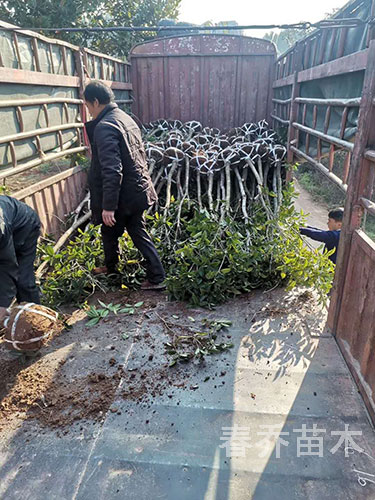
0, 185, 374, 500
294, 179, 329, 250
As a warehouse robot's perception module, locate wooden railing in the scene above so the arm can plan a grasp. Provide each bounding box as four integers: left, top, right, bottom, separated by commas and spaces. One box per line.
272, 49, 368, 193
0, 21, 132, 235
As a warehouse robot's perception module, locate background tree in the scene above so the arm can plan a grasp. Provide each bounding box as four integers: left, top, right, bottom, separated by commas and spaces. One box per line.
0, 0, 182, 58
264, 8, 340, 55
263, 26, 312, 55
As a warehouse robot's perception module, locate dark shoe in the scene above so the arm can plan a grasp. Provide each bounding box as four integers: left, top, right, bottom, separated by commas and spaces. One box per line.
93, 266, 109, 275
92, 266, 118, 276
140, 280, 166, 291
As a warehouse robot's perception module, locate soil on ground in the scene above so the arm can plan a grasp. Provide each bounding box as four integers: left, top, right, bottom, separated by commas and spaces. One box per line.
0, 287, 321, 437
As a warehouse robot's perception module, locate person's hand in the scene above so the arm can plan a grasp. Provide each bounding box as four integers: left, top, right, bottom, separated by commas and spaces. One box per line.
0, 307, 8, 327
102, 210, 116, 227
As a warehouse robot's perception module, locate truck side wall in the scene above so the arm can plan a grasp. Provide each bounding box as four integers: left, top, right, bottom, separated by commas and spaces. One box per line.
0, 20, 132, 237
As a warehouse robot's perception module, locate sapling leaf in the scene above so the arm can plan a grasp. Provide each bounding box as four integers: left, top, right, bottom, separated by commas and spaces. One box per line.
86, 317, 100, 327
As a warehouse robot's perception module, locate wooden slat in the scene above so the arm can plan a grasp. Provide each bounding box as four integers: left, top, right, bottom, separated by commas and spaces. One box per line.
270, 114, 289, 125
329, 144, 335, 171
131, 53, 275, 59
42, 104, 49, 127
60, 46, 68, 75
272, 74, 294, 88
0, 20, 79, 50
342, 149, 352, 183
15, 106, 24, 132
100, 57, 105, 79
0, 67, 80, 87
295, 97, 361, 107
337, 27, 349, 59
9, 141, 17, 167
317, 30, 328, 65
100, 80, 132, 90
364, 149, 375, 161
290, 145, 347, 192
84, 46, 129, 65
324, 106, 331, 134
12, 32, 22, 69
340, 107, 349, 139
292, 122, 354, 151
48, 44, 55, 74
328, 28, 338, 61
360, 196, 375, 217
0, 122, 83, 144
272, 98, 292, 104
0, 144, 86, 180
0, 97, 82, 107
31, 37, 41, 72
298, 49, 368, 83
13, 165, 86, 199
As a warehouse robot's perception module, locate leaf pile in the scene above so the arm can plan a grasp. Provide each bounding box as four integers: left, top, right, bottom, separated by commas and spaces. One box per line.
85, 300, 144, 326
161, 316, 234, 366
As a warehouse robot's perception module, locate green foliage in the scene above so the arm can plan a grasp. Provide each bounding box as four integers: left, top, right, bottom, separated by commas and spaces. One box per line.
0, 0, 182, 58
38, 224, 144, 306
85, 300, 143, 326
263, 9, 340, 55
39, 183, 334, 309
263, 27, 312, 55
158, 185, 334, 308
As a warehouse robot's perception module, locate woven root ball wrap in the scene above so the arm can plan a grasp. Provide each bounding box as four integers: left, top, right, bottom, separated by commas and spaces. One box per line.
3, 303, 60, 353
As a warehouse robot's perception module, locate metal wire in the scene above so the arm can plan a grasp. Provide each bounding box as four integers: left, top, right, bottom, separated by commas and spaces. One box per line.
0, 17, 368, 34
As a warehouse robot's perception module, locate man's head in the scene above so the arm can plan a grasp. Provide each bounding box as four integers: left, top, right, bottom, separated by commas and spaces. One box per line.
328, 207, 344, 231
83, 80, 114, 119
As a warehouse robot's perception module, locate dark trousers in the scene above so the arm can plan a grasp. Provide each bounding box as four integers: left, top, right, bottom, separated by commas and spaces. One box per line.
101, 211, 165, 284
0, 225, 40, 308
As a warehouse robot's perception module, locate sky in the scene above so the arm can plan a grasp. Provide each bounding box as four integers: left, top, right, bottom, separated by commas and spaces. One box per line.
177, 0, 346, 37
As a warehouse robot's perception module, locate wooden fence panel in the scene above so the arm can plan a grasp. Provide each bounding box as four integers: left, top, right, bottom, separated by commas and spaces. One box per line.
13, 166, 87, 236
130, 35, 276, 129
0, 22, 132, 237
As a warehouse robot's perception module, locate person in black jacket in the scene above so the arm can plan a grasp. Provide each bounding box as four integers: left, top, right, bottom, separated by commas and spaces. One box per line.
0, 196, 41, 322
84, 81, 166, 290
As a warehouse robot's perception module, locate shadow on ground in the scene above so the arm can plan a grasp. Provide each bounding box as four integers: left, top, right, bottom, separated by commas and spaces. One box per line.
0, 288, 374, 500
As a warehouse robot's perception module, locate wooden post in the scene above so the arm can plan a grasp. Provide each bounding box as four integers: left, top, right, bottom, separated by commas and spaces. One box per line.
366, 0, 375, 47
12, 33, 22, 70
48, 44, 55, 74
74, 48, 90, 150
31, 38, 41, 72
328, 39, 375, 331
286, 47, 304, 177
286, 74, 300, 158
61, 46, 68, 75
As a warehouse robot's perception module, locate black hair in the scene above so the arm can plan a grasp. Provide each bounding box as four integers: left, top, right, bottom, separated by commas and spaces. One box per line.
328, 207, 344, 222
83, 80, 114, 104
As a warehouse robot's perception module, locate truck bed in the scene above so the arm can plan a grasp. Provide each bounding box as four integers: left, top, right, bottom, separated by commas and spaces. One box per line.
0, 286, 374, 500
